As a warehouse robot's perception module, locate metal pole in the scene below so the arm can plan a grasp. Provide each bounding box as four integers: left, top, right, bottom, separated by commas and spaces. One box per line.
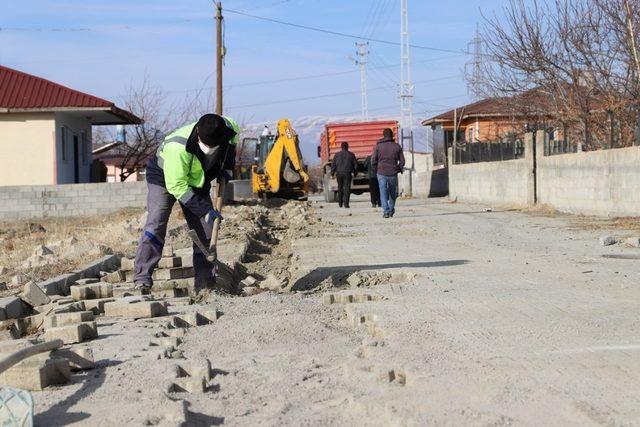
355, 42, 369, 120
400, 0, 414, 196
215, 2, 224, 115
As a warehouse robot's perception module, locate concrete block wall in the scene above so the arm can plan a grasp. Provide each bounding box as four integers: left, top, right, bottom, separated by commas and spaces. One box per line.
537, 145, 640, 217
0, 182, 147, 220
447, 134, 535, 207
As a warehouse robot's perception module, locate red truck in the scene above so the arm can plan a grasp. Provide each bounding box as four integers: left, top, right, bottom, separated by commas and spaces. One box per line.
318, 120, 399, 202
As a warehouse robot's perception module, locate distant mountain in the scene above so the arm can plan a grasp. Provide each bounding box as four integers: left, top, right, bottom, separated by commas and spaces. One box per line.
238, 115, 432, 166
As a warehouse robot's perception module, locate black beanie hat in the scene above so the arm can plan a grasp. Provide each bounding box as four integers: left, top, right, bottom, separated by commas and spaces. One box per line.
197, 114, 236, 147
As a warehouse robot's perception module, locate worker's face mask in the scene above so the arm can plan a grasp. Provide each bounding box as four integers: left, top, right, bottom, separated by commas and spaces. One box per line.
199, 140, 220, 156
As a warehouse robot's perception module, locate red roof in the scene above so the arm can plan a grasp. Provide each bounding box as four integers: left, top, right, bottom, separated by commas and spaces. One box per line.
0, 65, 141, 124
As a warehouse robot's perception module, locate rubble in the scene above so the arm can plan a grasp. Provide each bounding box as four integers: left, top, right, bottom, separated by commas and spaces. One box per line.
70, 283, 113, 301
599, 235, 617, 246
0, 297, 26, 320
104, 298, 168, 319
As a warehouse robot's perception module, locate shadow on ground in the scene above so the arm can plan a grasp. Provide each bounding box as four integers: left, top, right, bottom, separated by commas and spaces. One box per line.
291, 260, 469, 291
34, 359, 118, 426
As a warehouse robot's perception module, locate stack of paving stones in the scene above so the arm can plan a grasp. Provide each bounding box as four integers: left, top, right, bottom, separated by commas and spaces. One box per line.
103, 245, 194, 298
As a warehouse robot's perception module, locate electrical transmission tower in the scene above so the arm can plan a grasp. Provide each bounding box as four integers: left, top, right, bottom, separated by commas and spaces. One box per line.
354, 42, 370, 121
465, 24, 483, 101
399, 0, 414, 195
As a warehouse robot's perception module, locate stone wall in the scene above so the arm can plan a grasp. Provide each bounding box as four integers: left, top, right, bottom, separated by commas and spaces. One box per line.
0, 182, 147, 220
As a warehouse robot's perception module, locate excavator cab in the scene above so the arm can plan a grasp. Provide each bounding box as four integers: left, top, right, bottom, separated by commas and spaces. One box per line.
251, 119, 309, 200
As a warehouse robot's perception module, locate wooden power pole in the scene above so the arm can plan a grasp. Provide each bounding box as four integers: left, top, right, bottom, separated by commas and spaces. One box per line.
215, 2, 224, 115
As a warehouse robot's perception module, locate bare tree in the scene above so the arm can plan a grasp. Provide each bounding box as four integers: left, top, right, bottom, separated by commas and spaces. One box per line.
475, 0, 640, 149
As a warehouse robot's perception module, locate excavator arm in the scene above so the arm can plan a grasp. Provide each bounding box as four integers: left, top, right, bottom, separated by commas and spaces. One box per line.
260, 119, 309, 193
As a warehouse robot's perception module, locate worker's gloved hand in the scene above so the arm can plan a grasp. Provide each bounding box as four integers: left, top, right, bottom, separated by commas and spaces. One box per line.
205, 208, 223, 226
182, 193, 213, 218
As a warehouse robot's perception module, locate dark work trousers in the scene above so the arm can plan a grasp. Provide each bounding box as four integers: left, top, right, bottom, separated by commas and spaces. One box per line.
336, 173, 353, 207
134, 183, 214, 289
369, 178, 381, 206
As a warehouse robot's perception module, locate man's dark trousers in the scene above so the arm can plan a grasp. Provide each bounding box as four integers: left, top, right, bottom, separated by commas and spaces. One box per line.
134, 183, 215, 289
336, 173, 353, 207
368, 178, 380, 206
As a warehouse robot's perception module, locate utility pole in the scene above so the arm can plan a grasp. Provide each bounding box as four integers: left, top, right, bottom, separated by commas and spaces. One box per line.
215, 2, 224, 115
399, 0, 414, 196
465, 24, 483, 101
354, 42, 370, 121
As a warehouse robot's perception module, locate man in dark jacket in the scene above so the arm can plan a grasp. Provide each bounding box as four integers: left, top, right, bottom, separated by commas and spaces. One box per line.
371, 128, 405, 218
330, 141, 358, 208
364, 155, 380, 208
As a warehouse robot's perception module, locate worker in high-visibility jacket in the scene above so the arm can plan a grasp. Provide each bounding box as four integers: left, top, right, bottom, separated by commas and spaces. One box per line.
134, 114, 239, 294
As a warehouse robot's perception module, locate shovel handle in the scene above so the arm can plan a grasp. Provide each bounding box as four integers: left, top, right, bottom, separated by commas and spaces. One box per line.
209, 179, 226, 260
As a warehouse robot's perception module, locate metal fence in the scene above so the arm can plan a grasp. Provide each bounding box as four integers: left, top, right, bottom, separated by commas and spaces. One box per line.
453, 140, 525, 165
544, 138, 579, 156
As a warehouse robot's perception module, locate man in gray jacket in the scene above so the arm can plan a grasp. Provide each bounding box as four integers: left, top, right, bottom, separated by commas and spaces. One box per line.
371, 128, 405, 218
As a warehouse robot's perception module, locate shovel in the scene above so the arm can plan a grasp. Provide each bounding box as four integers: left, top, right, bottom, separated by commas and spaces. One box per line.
188, 179, 226, 265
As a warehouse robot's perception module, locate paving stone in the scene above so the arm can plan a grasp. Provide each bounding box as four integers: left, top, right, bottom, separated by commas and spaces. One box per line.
83, 298, 116, 315
151, 337, 182, 348
44, 311, 94, 328
43, 321, 98, 344
54, 346, 94, 371
167, 377, 206, 394
162, 245, 174, 257
172, 310, 218, 328
0, 355, 70, 391
0, 297, 26, 321
113, 284, 142, 298
241, 286, 263, 297
74, 278, 99, 286
102, 269, 126, 284
258, 274, 283, 291
70, 283, 113, 301
21, 281, 51, 307
158, 257, 182, 269
175, 359, 211, 381
104, 300, 168, 319
0, 320, 21, 341
152, 267, 195, 281
120, 258, 135, 271
14, 314, 46, 336
241, 275, 258, 287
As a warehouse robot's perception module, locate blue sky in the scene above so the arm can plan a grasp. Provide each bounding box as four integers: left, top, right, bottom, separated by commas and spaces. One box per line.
0, 0, 515, 124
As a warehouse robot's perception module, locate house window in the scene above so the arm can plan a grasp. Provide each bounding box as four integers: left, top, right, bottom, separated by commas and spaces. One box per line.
468, 127, 474, 142
61, 127, 67, 161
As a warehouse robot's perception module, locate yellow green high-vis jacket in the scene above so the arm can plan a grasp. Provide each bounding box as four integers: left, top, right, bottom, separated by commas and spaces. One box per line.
147, 116, 239, 214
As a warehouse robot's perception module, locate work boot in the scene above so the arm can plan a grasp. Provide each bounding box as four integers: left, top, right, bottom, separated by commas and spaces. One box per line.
345, 204, 350, 209
338, 203, 343, 208
383, 213, 389, 218
134, 282, 152, 295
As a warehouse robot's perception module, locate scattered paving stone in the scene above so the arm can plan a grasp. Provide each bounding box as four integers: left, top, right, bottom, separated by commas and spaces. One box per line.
152, 267, 195, 281
54, 346, 94, 371
44, 311, 94, 328
102, 270, 126, 284
258, 274, 283, 291
0, 355, 70, 391
346, 273, 363, 287
157, 257, 183, 269
0, 297, 26, 321
83, 298, 116, 315
162, 245, 174, 257
241, 286, 264, 297
43, 321, 98, 344
120, 258, 135, 271
70, 283, 113, 301
168, 377, 206, 394
21, 282, 51, 307
104, 299, 168, 319
74, 278, 100, 286
600, 235, 617, 246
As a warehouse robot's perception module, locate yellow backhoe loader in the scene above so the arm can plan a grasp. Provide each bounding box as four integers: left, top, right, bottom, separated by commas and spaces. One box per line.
251, 118, 309, 200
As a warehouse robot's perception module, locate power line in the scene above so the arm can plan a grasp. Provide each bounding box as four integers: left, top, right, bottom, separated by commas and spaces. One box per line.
224, 8, 469, 55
